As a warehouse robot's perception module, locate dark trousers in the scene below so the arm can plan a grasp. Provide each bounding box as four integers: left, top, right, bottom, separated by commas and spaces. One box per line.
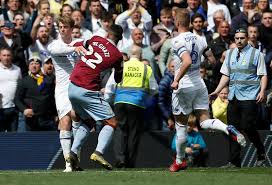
25, 115, 57, 131
114, 103, 144, 168
227, 98, 265, 167
0, 107, 18, 132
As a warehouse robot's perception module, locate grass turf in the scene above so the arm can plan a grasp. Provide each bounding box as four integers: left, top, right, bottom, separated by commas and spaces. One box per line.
0, 168, 272, 185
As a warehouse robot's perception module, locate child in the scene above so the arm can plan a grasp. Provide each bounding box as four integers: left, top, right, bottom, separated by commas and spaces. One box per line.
171, 113, 207, 167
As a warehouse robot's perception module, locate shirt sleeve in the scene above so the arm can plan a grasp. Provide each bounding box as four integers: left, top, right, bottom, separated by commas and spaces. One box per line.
47, 40, 76, 55
104, 70, 117, 102
256, 52, 267, 76
220, 50, 230, 76
114, 10, 130, 30
172, 38, 187, 59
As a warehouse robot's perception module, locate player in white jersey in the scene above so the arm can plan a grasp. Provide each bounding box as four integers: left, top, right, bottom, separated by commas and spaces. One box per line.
47, 16, 87, 172
169, 8, 246, 172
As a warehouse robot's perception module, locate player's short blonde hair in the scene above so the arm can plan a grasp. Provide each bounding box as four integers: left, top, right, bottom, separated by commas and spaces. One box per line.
174, 8, 190, 28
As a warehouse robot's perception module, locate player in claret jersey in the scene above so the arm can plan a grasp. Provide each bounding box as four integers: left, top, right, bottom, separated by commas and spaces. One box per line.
68, 24, 124, 170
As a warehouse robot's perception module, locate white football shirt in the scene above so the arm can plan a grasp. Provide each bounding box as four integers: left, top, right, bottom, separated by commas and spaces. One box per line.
171, 31, 207, 93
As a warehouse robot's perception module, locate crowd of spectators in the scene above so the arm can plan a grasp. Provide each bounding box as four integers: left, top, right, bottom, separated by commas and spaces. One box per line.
0, 0, 272, 133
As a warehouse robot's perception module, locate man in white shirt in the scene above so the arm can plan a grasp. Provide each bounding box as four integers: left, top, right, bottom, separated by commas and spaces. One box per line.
115, 0, 152, 51
169, 8, 246, 172
48, 16, 87, 172
0, 47, 21, 132
207, 0, 231, 32
28, 25, 52, 63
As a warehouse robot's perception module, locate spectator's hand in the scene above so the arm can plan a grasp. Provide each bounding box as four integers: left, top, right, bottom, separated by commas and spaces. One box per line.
185, 147, 193, 154
29, 0, 38, 8
203, 21, 208, 28
171, 80, 179, 90
131, 0, 139, 11
167, 118, 175, 130
100, 88, 105, 94
24, 109, 34, 117
247, 9, 258, 23
34, 15, 43, 25
209, 91, 217, 97
74, 46, 87, 55
256, 91, 266, 103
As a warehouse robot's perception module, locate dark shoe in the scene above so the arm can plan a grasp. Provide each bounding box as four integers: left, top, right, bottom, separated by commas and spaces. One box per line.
70, 151, 82, 171
115, 161, 126, 168
74, 166, 84, 171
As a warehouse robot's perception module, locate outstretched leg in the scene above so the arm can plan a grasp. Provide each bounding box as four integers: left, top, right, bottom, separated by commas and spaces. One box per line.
196, 110, 246, 147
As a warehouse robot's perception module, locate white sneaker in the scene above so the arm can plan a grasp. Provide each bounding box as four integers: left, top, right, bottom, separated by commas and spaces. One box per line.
237, 134, 246, 147
63, 162, 73, 172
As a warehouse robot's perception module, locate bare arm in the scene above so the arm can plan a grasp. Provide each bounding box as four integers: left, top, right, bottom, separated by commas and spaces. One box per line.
30, 15, 43, 41
171, 51, 192, 90
256, 75, 267, 103
210, 75, 230, 96
80, 0, 88, 12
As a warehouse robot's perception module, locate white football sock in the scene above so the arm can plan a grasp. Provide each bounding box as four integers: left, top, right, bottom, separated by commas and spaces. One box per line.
200, 119, 228, 135
59, 130, 72, 159
175, 122, 187, 164
95, 125, 114, 154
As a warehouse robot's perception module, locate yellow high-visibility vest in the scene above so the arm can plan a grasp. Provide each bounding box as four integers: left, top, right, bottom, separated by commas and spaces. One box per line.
118, 58, 152, 90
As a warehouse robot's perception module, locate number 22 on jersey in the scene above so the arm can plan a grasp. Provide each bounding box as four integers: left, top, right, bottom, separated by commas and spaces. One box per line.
81, 45, 103, 69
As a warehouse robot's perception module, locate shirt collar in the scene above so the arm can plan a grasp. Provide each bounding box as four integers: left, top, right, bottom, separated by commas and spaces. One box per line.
237, 44, 250, 53
0, 62, 13, 69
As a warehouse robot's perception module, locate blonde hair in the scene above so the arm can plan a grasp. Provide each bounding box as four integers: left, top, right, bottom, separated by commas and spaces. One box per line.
188, 114, 197, 128
174, 8, 190, 28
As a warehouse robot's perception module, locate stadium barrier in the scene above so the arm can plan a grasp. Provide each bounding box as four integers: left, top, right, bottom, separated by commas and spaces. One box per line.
0, 131, 271, 170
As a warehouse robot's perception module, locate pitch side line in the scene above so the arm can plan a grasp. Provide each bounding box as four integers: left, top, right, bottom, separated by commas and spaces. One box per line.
47, 147, 63, 170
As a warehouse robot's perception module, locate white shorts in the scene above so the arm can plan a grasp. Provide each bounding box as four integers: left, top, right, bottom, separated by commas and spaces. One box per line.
172, 87, 209, 115
55, 84, 72, 119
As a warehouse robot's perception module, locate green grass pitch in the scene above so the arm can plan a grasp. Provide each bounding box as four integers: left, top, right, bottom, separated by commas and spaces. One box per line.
0, 168, 271, 185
